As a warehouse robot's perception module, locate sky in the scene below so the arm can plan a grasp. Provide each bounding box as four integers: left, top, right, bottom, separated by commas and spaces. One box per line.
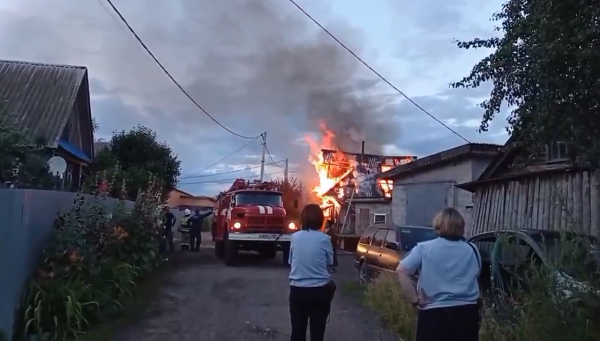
0, 0, 508, 195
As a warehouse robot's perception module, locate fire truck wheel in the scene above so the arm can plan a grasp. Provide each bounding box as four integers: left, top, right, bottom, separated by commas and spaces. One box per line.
224, 233, 238, 266
214, 241, 225, 259
258, 246, 277, 259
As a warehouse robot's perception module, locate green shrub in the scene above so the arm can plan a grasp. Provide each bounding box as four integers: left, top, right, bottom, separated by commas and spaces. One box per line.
14, 178, 164, 340
364, 273, 416, 340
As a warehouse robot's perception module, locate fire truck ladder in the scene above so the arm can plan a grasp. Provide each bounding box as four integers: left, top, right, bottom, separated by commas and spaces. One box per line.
340, 187, 355, 235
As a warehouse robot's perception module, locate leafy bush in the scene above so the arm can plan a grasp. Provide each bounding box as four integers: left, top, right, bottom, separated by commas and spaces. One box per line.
14, 178, 163, 340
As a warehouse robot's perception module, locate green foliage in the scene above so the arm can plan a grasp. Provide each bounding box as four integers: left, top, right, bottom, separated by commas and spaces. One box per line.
101, 125, 181, 201
451, 0, 600, 166
14, 178, 163, 340
0, 115, 56, 189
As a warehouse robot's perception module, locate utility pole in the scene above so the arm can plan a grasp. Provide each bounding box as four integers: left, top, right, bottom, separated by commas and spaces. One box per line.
284, 158, 289, 183
259, 131, 267, 182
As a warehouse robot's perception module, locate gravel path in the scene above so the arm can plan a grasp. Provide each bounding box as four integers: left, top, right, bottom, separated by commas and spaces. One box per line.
114, 239, 399, 341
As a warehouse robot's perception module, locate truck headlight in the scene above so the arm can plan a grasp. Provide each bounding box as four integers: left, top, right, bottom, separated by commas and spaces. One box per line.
233, 222, 241, 229
288, 222, 297, 230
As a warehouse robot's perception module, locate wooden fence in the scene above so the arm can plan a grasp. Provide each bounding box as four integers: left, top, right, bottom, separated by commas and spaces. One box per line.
471, 170, 600, 237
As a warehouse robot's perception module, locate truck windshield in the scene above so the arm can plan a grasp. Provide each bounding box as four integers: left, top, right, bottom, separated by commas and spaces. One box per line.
235, 192, 283, 206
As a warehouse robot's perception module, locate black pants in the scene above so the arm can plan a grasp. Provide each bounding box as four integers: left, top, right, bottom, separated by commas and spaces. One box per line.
416, 303, 480, 341
190, 228, 201, 251
161, 229, 175, 253
289, 284, 334, 341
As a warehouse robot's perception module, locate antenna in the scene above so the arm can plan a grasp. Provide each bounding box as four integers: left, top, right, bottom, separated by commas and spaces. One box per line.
47, 156, 67, 177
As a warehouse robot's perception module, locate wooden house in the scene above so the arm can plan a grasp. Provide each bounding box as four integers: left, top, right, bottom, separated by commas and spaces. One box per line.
458, 140, 600, 237
0, 60, 95, 191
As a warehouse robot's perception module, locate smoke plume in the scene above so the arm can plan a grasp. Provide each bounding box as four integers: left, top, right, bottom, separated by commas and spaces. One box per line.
179, 0, 401, 156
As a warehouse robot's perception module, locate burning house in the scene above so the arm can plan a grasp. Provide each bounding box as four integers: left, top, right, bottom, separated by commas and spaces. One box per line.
308, 141, 416, 235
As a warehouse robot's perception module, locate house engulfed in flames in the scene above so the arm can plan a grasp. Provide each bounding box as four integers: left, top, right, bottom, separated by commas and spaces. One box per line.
306, 134, 416, 234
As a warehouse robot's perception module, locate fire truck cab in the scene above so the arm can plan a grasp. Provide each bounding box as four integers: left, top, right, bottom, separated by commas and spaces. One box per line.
212, 178, 298, 266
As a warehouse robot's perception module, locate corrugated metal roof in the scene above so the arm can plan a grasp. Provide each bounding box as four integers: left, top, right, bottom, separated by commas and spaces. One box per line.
0, 59, 88, 148
378, 143, 502, 180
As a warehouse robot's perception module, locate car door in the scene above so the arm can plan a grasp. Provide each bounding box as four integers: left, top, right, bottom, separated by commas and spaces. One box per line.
467, 233, 497, 293
379, 228, 400, 272
491, 232, 536, 295
355, 224, 379, 266
368, 228, 389, 274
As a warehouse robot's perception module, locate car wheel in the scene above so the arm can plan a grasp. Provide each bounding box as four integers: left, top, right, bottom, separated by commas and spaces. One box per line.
358, 261, 369, 285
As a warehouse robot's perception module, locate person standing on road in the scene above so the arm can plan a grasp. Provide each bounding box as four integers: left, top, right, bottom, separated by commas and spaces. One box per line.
323, 219, 338, 272
162, 206, 177, 254
189, 208, 213, 252
288, 204, 336, 341
395, 207, 481, 341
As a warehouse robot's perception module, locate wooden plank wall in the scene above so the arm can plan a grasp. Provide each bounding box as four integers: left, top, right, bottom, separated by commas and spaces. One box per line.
471, 170, 600, 237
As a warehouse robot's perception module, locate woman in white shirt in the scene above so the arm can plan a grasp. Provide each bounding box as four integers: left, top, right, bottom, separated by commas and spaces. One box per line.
396, 207, 481, 341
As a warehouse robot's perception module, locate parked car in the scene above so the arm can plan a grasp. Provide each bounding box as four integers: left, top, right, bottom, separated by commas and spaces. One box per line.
467, 229, 600, 297
354, 224, 437, 284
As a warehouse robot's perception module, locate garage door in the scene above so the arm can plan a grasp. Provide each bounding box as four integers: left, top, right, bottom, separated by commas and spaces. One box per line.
405, 182, 454, 226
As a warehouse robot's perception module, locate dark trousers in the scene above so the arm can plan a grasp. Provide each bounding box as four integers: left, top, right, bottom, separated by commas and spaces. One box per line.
162, 229, 175, 253
416, 303, 480, 341
190, 227, 201, 251
289, 284, 334, 341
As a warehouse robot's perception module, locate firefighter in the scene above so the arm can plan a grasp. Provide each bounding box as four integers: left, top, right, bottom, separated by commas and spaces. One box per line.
178, 209, 192, 251
189, 209, 214, 252
324, 219, 339, 272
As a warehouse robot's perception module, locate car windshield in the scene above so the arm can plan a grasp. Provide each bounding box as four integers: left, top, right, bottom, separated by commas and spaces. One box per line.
398, 227, 437, 252
530, 232, 600, 280
235, 192, 283, 207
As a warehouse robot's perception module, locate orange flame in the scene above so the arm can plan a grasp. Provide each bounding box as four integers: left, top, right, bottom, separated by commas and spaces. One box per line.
304, 124, 353, 212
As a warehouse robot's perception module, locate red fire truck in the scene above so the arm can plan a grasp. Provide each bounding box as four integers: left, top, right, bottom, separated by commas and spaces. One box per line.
212, 178, 298, 266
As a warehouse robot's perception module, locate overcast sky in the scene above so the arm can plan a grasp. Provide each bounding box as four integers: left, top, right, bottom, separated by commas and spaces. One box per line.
0, 0, 508, 195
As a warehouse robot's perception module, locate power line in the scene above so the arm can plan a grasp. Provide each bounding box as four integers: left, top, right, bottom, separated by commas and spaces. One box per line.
180, 136, 261, 179
287, 0, 471, 144
181, 159, 286, 179
105, 0, 262, 140
179, 171, 290, 186
264, 142, 284, 168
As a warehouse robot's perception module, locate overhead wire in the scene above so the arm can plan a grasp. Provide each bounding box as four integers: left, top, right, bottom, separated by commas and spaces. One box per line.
104, 0, 262, 140
287, 0, 471, 144
181, 159, 286, 179
263, 138, 284, 168
179, 171, 294, 186
180, 135, 262, 179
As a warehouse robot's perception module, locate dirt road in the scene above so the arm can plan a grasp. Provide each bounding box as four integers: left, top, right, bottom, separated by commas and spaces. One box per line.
114, 242, 399, 340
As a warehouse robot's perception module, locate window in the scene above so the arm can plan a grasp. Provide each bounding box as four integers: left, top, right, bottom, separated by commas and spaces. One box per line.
372, 229, 389, 248
398, 227, 436, 252
385, 229, 397, 244
546, 141, 567, 161
471, 238, 496, 261
374, 213, 386, 224
499, 235, 533, 267
234, 192, 283, 206
359, 224, 379, 245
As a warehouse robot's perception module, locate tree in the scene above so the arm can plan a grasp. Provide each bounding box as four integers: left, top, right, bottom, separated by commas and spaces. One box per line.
88, 125, 181, 201
451, 0, 600, 165
274, 176, 307, 222
0, 116, 55, 189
